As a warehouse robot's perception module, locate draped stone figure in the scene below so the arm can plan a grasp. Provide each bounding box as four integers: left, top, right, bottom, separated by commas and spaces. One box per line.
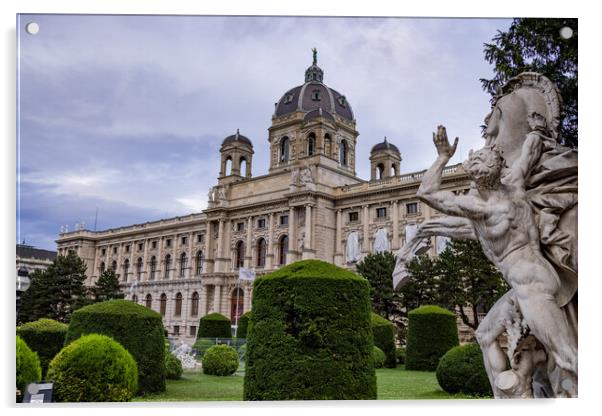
346, 231, 361, 264
373, 228, 389, 253
393, 73, 577, 398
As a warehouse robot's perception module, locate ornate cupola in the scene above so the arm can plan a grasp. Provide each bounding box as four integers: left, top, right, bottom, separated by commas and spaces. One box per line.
370, 137, 402, 181
219, 129, 254, 183
304, 48, 324, 83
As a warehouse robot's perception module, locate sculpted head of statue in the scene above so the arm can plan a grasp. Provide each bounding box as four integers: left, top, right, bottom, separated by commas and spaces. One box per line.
463, 146, 503, 190
483, 72, 562, 165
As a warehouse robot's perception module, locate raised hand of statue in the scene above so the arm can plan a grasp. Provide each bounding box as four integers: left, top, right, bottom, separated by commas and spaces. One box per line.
432, 125, 459, 160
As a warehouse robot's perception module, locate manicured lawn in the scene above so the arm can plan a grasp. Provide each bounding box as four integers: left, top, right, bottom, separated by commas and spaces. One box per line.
135, 365, 487, 402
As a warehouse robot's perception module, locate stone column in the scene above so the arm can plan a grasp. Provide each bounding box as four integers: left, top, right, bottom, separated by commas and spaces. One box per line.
334, 209, 343, 265
287, 207, 296, 263
362, 205, 370, 254
215, 220, 225, 272
91, 247, 100, 283
206, 222, 215, 273
200, 285, 208, 317
266, 213, 275, 269
245, 216, 253, 268
172, 235, 177, 280
157, 237, 164, 279
116, 243, 123, 281
243, 283, 251, 313
129, 242, 135, 283
142, 238, 149, 281
302, 204, 314, 259
187, 232, 194, 279
392, 200, 400, 250
214, 284, 222, 315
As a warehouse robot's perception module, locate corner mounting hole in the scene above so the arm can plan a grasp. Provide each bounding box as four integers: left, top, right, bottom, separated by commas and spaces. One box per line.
26, 22, 39, 35
559, 26, 573, 40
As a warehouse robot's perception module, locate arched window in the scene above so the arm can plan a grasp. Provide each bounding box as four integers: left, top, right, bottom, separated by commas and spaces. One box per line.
179, 253, 187, 278
123, 259, 130, 282
150, 256, 157, 280
280, 137, 289, 163
307, 133, 316, 156
391, 165, 397, 177
111, 260, 117, 272
132, 294, 138, 303
136, 257, 143, 279
164, 254, 171, 279
145, 294, 152, 309
240, 157, 248, 176
196, 251, 204, 275
175, 292, 182, 316
160, 293, 167, 316
225, 157, 232, 175
235, 241, 245, 269
99, 262, 105, 274
324, 133, 332, 156
256, 238, 267, 268
191, 292, 199, 316
340, 140, 348, 166
279, 235, 288, 265
231, 288, 244, 323
377, 163, 385, 180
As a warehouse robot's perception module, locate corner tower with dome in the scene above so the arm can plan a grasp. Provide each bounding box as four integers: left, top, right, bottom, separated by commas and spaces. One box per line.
56, 50, 472, 345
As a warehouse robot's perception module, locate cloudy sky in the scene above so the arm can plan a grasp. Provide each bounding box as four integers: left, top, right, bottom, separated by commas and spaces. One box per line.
17, 14, 511, 250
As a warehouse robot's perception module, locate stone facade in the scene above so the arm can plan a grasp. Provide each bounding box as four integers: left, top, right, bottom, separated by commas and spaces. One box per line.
56, 55, 471, 344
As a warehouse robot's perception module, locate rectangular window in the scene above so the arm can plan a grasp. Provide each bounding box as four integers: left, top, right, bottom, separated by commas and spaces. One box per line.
406, 202, 418, 214
113, 247, 117, 254
138, 243, 143, 251
166, 239, 171, 247
197, 234, 204, 243
101, 248, 106, 255
257, 218, 266, 229
173, 325, 180, 336
181, 236, 187, 245
376, 207, 387, 218
237, 222, 245, 232
280, 215, 289, 225
125, 245, 130, 253
348, 212, 359, 222
189, 326, 196, 337
152, 241, 157, 249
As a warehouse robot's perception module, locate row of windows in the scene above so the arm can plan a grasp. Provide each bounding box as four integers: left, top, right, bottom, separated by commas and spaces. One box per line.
234, 235, 289, 268
100, 234, 204, 256
235, 216, 287, 233
346, 203, 419, 223
100, 251, 205, 281
279, 134, 349, 166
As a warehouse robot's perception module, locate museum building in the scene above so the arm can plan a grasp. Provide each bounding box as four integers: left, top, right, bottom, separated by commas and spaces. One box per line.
56, 55, 471, 343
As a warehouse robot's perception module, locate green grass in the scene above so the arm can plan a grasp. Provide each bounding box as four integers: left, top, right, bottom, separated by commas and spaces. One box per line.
135, 365, 488, 402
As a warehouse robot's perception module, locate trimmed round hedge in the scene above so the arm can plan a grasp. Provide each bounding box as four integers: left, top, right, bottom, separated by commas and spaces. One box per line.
16, 336, 41, 401
244, 260, 376, 400
436, 343, 492, 396
372, 346, 386, 369
165, 351, 183, 380
47, 334, 138, 402
17, 318, 68, 377
197, 313, 232, 339
236, 311, 251, 338
405, 305, 459, 371
65, 299, 166, 394
202, 344, 239, 376
371, 313, 397, 368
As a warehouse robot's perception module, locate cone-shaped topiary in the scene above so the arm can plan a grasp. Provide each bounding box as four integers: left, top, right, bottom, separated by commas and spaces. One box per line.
165, 351, 183, 380
47, 334, 138, 402
65, 299, 166, 394
17, 318, 68, 377
405, 305, 459, 371
236, 311, 251, 338
244, 260, 376, 400
197, 313, 232, 339
372, 346, 386, 369
202, 344, 239, 376
371, 313, 397, 368
16, 336, 41, 402
436, 343, 493, 396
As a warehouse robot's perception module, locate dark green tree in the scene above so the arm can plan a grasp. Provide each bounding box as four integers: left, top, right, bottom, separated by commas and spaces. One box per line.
356, 252, 403, 326
481, 18, 577, 148
398, 255, 441, 313
91, 270, 124, 302
19, 252, 89, 324
435, 239, 509, 330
